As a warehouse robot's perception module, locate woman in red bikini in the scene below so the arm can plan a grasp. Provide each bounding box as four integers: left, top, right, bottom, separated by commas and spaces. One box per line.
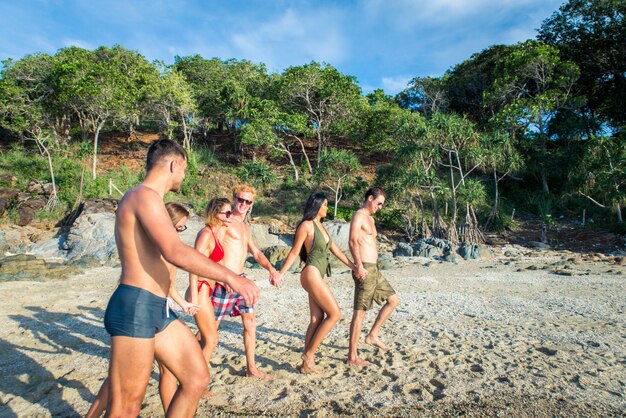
186, 197, 231, 380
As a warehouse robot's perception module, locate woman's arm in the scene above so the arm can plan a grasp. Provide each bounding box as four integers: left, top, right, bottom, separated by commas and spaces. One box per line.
330, 241, 357, 273
279, 221, 311, 277
169, 277, 199, 315
188, 228, 215, 306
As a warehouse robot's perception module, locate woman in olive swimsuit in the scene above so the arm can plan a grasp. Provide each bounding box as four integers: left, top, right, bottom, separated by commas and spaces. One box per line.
279, 193, 358, 374
186, 198, 231, 377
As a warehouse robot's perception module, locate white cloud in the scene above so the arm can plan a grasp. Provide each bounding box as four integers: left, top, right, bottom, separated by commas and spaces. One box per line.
230, 7, 347, 70
381, 75, 412, 95
61, 38, 95, 50
362, 0, 561, 30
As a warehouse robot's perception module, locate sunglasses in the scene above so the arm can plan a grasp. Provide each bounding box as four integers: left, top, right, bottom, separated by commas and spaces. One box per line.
235, 196, 253, 205
176, 225, 188, 233
219, 210, 232, 217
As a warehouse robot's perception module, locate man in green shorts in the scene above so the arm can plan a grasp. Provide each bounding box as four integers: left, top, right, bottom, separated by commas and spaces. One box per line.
347, 187, 400, 367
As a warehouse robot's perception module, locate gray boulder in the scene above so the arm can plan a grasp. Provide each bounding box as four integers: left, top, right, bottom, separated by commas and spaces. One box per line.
263, 245, 300, 271
62, 212, 118, 265
29, 235, 65, 259
324, 219, 351, 253
528, 241, 551, 250
393, 242, 414, 257
416, 238, 454, 253
412, 242, 441, 258
249, 223, 283, 249
378, 255, 395, 270
0, 231, 6, 253
458, 244, 480, 260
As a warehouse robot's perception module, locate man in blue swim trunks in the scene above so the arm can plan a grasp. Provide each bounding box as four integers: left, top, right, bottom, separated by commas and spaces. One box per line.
103, 139, 259, 417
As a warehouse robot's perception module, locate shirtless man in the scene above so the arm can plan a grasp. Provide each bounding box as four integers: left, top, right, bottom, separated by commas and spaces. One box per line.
347, 187, 400, 366
211, 185, 282, 380
104, 139, 259, 417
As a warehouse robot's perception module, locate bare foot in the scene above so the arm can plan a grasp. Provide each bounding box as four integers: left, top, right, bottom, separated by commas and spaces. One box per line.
247, 368, 274, 381
300, 354, 321, 374
346, 357, 370, 367
201, 389, 216, 400
365, 335, 390, 350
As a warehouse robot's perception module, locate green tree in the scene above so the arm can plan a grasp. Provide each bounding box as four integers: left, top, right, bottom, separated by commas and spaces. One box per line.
397, 76, 448, 117
148, 67, 197, 148
575, 136, 626, 223
240, 100, 315, 181
539, 0, 626, 133
174, 56, 270, 139
53, 46, 158, 179
0, 54, 60, 207
481, 130, 523, 228
442, 45, 514, 127
427, 112, 484, 242
313, 148, 361, 217
350, 89, 408, 153
485, 40, 580, 194
279, 62, 362, 165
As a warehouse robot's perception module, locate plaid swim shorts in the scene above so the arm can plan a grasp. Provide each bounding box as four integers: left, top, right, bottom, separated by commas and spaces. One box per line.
211, 275, 254, 320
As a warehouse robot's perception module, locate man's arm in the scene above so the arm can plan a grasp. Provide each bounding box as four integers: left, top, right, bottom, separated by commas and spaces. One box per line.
349, 211, 368, 280
136, 190, 260, 305
247, 227, 281, 287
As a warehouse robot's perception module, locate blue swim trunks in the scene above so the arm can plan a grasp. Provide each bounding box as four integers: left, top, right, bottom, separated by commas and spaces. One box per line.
104, 284, 178, 338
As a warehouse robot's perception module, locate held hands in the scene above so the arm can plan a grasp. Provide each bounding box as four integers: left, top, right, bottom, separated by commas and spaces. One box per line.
354, 265, 368, 281
181, 301, 200, 316
269, 269, 283, 288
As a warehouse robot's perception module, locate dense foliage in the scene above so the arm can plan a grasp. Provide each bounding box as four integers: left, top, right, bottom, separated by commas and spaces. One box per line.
0, 0, 624, 238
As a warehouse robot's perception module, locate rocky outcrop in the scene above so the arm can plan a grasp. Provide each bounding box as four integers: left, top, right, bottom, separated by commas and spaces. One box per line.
0, 254, 81, 282
392, 238, 495, 262
61, 212, 118, 265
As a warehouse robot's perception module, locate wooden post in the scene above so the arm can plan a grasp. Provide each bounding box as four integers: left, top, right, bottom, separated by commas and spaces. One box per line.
582, 209, 586, 226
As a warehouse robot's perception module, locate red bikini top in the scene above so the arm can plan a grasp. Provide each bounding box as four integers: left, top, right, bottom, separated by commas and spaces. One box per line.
208, 226, 224, 262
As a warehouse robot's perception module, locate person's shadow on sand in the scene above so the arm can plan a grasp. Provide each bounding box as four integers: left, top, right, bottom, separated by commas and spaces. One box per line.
9, 306, 109, 359
1, 305, 111, 416
0, 338, 88, 417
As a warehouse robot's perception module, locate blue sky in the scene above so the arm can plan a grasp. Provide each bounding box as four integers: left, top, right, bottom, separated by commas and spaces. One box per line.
1, 0, 565, 95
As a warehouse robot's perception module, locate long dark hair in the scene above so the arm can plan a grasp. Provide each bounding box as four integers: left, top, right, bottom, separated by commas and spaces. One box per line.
298, 193, 327, 263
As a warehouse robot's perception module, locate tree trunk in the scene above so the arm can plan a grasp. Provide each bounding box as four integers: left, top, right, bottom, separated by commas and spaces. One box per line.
334, 177, 342, 218
616, 202, 623, 224
295, 136, 313, 174
486, 167, 500, 227
316, 122, 323, 168
540, 171, 550, 194
179, 111, 190, 149
92, 122, 104, 180
284, 147, 299, 182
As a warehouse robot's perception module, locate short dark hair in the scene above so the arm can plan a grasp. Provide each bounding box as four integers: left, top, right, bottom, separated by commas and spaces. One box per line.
365, 187, 385, 201
146, 139, 187, 172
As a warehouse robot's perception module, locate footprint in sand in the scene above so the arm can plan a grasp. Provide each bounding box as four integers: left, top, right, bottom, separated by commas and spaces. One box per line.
381, 369, 399, 381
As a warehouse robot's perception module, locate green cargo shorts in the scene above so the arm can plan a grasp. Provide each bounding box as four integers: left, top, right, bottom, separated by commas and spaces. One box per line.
352, 263, 395, 311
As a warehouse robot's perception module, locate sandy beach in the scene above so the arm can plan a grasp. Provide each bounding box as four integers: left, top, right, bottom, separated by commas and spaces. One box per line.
0, 251, 624, 417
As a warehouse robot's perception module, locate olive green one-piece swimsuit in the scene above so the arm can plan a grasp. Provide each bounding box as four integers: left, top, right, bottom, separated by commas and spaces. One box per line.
305, 222, 332, 278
